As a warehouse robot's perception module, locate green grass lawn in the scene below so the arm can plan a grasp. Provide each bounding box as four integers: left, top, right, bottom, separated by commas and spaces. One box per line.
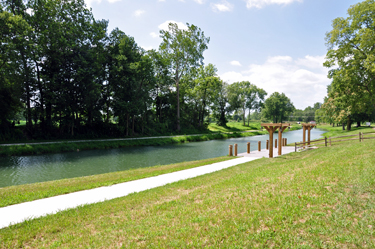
208, 121, 261, 132
0, 156, 232, 208
319, 124, 374, 137
1, 134, 375, 247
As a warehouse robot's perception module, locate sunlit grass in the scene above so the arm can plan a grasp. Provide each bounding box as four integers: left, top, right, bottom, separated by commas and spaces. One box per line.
208, 121, 261, 132
0, 156, 233, 208
1, 138, 375, 247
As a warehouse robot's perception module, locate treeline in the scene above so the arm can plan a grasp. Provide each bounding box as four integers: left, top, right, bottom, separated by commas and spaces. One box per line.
250, 101, 322, 123
1, 0, 274, 141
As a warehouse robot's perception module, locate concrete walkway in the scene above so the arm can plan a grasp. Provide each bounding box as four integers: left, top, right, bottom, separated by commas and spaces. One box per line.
237, 146, 296, 158
0, 146, 295, 230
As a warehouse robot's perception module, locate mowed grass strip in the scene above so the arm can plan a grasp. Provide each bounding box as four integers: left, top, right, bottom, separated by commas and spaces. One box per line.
1, 139, 375, 248
0, 156, 232, 208
308, 125, 375, 148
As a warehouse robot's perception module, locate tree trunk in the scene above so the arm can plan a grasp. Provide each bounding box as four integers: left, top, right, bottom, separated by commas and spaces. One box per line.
248, 110, 250, 126
243, 108, 246, 126
357, 121, 361, 127
347, 116, 351, 131
176, 79, 180, 132
35, 62, 45, 130
342, 123, 345, 130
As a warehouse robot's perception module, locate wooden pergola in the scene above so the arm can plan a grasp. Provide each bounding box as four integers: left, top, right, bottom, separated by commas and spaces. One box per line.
302, 123, 316, 147
261, 123, 291, 158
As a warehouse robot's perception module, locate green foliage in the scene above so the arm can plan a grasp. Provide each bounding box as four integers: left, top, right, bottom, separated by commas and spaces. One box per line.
159, 22, 210, 131
324, 0, 375, 129
262, 92, 294, 123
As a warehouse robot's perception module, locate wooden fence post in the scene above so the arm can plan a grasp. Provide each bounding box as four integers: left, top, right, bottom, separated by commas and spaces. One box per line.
266, 140, 269, 150
285, 138, 287, 146
229, 145, 233, 156
359, 132, 361, 142
247, 142, 250, 154
325, 136, 327, 147
258, 141, 261, 151
295, 142, 297, 152
275, 139, 277, 148
234, 144, 238, 156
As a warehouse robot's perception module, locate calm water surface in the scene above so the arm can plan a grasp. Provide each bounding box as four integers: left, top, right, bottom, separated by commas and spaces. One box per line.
0, 128, 325, 187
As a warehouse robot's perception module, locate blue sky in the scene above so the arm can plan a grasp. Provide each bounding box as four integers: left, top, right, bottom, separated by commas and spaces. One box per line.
88, 0, 362, 109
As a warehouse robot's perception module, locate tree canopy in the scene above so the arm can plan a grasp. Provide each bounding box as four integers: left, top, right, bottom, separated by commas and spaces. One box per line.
262, 92, 294, 123
323, 0, 375, 129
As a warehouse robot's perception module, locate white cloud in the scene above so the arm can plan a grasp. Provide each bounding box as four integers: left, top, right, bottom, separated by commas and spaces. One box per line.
211, 0, 233, 12
158, 20, 188, 31
150, 32, 159, 38
194, 0, 205, 4
85, 0, 120, 7
245, 0, 302, 9
296, 55, 325, 69
141, 45, 154, 51
220, 55, 330, 109
134, 9, 145, 16
230, 61, 242, 66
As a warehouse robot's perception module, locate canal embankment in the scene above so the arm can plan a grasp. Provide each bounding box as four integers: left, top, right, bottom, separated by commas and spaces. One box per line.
1, 136, 374, 247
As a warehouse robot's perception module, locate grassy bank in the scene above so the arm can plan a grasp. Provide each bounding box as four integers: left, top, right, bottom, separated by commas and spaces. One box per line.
208, 121, 261, 132
0, 131, 267, 157
0, 156, 232, 208
2, 135, 375, 247
0, 122, 301, 157
318, 124, 374, 137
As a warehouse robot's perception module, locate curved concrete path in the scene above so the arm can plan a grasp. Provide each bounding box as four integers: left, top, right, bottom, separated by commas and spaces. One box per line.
0, 157, 259, 229
0, 146, 295, 230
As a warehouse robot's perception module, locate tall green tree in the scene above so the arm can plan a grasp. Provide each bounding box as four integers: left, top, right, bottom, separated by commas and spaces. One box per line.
159, 22, 209, 132
0, 10, 30, 134
211, 80, 228, 127
183, 63, 221, 127
324, 0, 375, 124
227, 81, 266, 126
263, 92, 294, 123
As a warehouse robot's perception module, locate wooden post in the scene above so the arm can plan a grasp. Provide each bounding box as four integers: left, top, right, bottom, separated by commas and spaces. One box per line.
269, 131, 273, 158
303, 126, 306, 149
266, 140, 269, 150
359, 132, 361, 142
234, 144, 238, 156
247, 142, 250, 154
258, 141, 261, 151
307, 127, 311, 145
295, 142, 297, 152
325, 136, 327, 147
285, 138, 287, 146
229, 145, 233, 156
262, 123, 290, 159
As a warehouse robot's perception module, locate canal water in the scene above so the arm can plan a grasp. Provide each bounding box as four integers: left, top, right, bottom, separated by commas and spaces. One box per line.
0, 128, 325, 188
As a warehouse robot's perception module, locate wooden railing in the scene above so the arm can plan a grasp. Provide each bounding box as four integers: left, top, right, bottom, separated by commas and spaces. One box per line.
295, 132, 375, 152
